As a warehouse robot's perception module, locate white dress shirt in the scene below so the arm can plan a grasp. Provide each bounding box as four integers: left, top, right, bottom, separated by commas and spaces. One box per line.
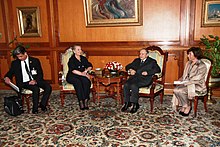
21, 57, 31, 82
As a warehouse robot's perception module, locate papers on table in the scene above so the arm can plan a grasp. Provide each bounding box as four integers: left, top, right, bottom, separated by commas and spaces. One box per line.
174, 80, 188, 85
9, 82, 20, 92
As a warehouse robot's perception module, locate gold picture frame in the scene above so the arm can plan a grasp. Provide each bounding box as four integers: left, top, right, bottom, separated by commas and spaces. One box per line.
202, 0, 220, 27
83, 0, 143, 27
17, 7, 42, 37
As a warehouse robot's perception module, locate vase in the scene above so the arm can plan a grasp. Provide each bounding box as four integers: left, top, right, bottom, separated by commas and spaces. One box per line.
207, 76, 220, 104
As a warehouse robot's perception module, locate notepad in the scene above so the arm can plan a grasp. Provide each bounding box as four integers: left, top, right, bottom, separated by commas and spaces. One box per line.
174, 80, 188, 85
9, 82, 20, 92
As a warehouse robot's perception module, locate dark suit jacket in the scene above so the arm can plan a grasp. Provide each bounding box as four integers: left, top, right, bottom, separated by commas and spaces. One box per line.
66, 54, 92, 81
125, 57, 161, 86
5, 56, 44, 89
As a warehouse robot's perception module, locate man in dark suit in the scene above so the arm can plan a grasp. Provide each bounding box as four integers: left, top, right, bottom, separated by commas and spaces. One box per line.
121, 48, 161, 113
4, 45, 52, 114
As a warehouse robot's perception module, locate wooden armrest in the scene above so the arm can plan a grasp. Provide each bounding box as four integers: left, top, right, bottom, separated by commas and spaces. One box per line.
152, 75, 158, 82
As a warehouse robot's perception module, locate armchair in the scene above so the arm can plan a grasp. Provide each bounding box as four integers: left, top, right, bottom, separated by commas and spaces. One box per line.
191, 58, 212, 117
139, 46, 168, 112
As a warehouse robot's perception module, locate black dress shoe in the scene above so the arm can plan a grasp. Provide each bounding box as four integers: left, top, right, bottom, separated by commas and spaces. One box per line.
181, 107, 192, 117
179, 111, 184, 115
39, 104, 47, 112
32, 111, 38, 114
41, 107, 48, 112
130, 103, 139, 114
121, 102, 131, 112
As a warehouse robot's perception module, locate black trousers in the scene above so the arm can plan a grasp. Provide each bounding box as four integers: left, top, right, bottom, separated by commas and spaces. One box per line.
123, 76, 150, 104
22, 80, 52, 112
67, 76, 91, 101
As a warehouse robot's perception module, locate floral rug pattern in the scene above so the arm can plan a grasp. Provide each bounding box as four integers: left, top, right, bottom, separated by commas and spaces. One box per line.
0, 90, 219, 147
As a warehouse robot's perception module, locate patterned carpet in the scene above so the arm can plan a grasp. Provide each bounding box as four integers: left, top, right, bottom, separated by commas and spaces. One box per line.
0, 90, 219, 147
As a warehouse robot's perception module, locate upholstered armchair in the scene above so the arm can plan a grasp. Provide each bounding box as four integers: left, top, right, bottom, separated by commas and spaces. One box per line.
59, 47, 94, 106
139, 46, 168, 112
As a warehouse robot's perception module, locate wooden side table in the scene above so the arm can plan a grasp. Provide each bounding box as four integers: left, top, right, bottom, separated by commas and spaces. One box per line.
92, 75, 125, 104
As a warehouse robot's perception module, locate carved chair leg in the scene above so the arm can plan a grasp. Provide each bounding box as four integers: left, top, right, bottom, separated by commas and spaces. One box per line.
150, 97, 154, 113
121, 93, 124, 105
194, 96, 198, 117
204, 95, 208, 112
91, 90, 96, 103
60, 92, 65, 107
25, 96, 31, 113
120, 85, 124, 105
160, 92, 164, 105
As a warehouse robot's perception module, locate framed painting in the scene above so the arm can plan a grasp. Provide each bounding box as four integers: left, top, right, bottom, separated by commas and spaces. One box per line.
83, 0, 143, 27
202, 0, 220, 27
17, 7, 42, 37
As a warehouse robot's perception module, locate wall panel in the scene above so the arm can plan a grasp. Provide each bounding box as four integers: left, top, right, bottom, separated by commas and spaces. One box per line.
28, 50, 54, 82
11, 0, 49, 43
0, 51, 10, 89
0, 1, 6, 43
58, 0, 181, 42
0, 52, 9, 78
194, 0, 220, 41
165, 55, 179, 83
34, 56, 52, 80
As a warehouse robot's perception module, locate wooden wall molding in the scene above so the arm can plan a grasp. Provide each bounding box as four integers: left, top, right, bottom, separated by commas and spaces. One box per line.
0, 0, 7, 43
189, 0, 196, 45
46, 0, 56, 47
53, 0, 60, 47
4, 0, 14, 45
58, 41, 181, 48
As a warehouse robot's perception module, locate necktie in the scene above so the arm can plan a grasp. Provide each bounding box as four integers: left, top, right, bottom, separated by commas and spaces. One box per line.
24, 61, 33, 81
140, 60, 144, 66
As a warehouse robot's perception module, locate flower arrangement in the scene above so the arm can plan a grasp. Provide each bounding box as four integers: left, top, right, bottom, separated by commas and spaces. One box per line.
105, 61, 123, 71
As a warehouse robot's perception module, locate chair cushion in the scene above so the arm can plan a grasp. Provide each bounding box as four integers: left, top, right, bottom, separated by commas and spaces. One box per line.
62, 81, 93, 90
62, 81, 75, 90
195, 91, 207, 97
21, 88, 44, 94
139, 83, 163, 94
